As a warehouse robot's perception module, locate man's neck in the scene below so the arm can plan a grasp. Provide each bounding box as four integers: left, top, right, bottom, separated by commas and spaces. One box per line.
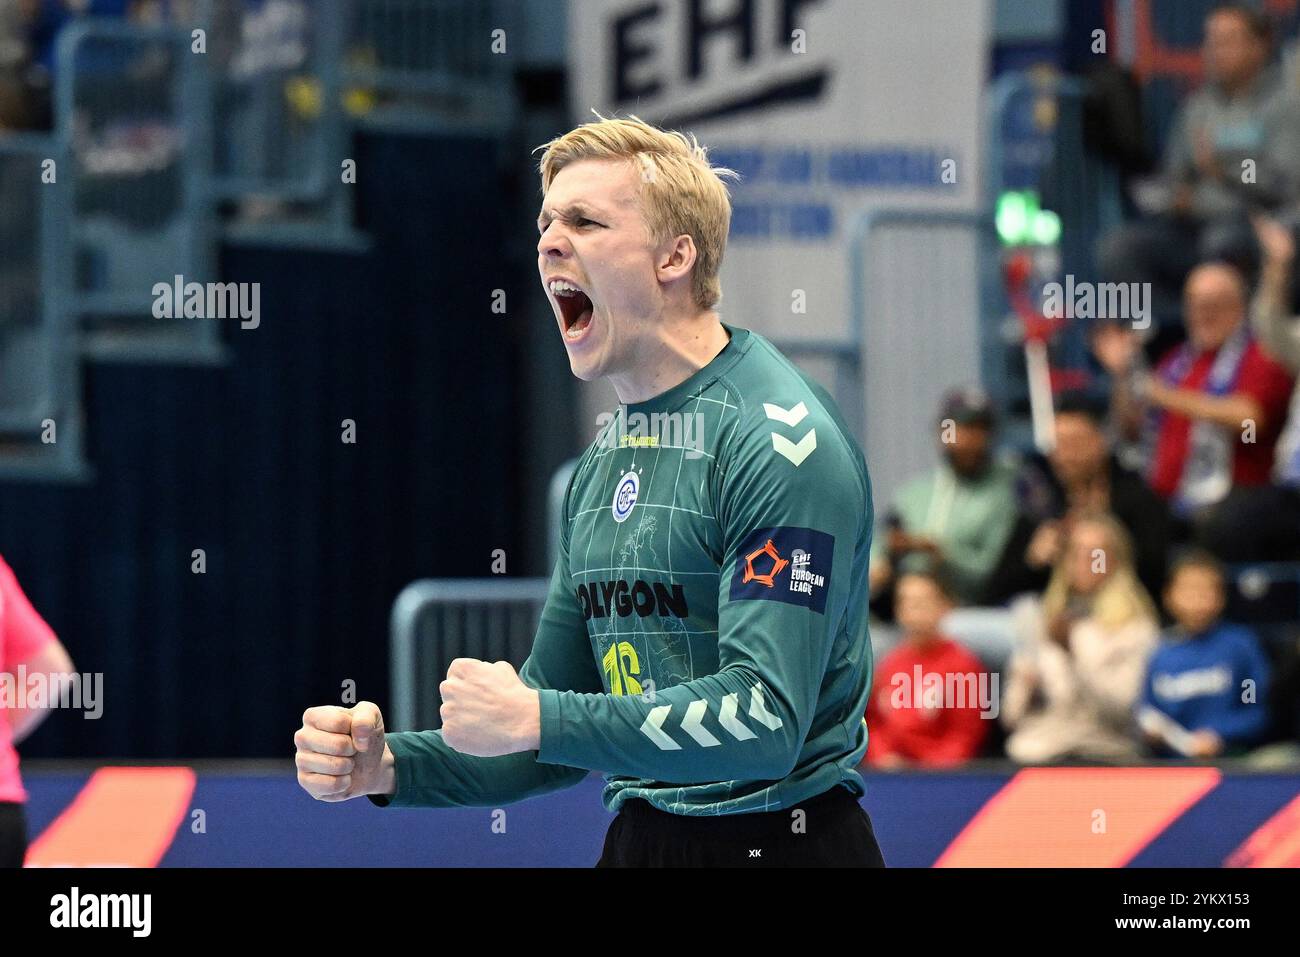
1181, 620, 1220, 639
1063, 462, 1109, 506
609, 312, 730, 404
949, 460, 989, 483
1194, 326, 1240, 356
1220, 69, 1261, 99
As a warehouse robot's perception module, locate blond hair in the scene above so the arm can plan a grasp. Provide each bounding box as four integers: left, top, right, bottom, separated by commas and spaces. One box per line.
1042, 511, 1158, 631
534, 113, 738, 311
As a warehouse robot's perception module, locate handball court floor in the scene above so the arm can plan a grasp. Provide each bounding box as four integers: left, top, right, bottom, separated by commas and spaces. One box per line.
17, 762, 1300, 867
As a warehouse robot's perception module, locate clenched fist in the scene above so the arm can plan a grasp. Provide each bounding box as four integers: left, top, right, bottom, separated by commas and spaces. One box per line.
295, 701, 395, 802
440, 658, 541, 757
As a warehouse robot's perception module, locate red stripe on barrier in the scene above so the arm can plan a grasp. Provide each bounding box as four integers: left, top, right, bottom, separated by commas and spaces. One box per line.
24, 767, 195, 868
935, 766, 1221, 868
1225, 793, 1300, 868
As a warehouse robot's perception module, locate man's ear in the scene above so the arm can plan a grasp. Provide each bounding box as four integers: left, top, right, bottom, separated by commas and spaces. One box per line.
657, 234, 698, 286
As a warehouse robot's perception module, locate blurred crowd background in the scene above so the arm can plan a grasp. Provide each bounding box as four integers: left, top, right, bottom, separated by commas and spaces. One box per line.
0, 0, 1296, 776
865, 1, 1300, 770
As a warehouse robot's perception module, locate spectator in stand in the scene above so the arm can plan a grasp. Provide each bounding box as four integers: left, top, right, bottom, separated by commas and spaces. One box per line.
1096, 4, 1300, 340
1002, 391, 1171, 600
25, 0, 135, 84
1002, 512, 1159, 764
869, 388, 1019, 609
0, 0, 41, 130
1138, 550, 1272, 759
1249, 216, 1300, 550
0, 1, 141, 133
1093, 260, 1295, 561
864, 569, 990, 769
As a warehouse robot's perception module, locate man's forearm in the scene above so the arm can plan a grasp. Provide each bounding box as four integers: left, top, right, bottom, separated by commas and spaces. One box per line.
1149, 384, 1262, 430
373, 729, 587, 808
536, 666, 804, 784
1111, 373, 1143, 442
1252, 267, 1300, 371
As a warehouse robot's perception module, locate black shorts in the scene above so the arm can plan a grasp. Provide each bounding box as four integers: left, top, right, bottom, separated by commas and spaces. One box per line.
596, 785, 886, 867
0, 801, 28, 868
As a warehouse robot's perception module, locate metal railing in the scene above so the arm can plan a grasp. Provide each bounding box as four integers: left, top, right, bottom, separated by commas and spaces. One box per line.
195, 0, 348, 205
846, 207, 1007, 503
391, 456, 575, 730
389, 577, 550, 731
56, 19, 221, 362
1, 2, 523, 471
342, 0, 515, 123
985, 71, 1126, 375
985, 71, 1126, 256
0, 132, 88, 479
547, 456, 575, 569
834, 72, 1126, 471
0, 134, 73, 434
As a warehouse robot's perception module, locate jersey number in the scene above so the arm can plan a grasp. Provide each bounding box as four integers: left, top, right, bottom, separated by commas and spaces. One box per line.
602, 641, 643, 696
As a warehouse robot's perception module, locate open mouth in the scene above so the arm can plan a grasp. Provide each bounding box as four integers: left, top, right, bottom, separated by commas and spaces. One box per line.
548, 278, 595, 341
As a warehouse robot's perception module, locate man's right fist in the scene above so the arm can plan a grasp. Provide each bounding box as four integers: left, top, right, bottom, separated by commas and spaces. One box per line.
295, 701, 394, 802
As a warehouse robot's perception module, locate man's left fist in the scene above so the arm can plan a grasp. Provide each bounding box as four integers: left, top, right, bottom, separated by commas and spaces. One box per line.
439, 658, 541, 757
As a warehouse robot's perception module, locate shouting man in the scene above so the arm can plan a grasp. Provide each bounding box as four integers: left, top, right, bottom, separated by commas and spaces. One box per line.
296, 116, 882, 867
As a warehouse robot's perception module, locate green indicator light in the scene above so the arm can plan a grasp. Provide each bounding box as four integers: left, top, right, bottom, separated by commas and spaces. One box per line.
996, 191, 1028, 245
1033, 209, 1061, 246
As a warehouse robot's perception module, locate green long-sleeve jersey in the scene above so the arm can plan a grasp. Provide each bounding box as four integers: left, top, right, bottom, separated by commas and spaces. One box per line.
371, 324, 874, 816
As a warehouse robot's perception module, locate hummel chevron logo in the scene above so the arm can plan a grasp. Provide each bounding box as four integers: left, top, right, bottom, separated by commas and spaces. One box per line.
639, 705, 680, 751
748, 684, 784, 730
719, 692, 757, 740
762, 401, 808, 427
636, 687, 781, 750
681, 698, 721, 747
771, 431, 817, 466
764, 402, 817, 466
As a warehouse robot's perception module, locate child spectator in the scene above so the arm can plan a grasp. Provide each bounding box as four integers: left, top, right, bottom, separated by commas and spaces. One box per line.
1002, 512, 1160, 763
864, 569, 991, 768
1139, 550, 1273, 757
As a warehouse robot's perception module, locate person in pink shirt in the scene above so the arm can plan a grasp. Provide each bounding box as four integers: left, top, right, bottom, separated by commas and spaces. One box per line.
0, 553, 73, 867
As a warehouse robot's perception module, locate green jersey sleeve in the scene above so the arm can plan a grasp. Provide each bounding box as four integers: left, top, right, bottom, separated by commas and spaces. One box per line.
534, 401, 869, 784
370, 475, 602, 808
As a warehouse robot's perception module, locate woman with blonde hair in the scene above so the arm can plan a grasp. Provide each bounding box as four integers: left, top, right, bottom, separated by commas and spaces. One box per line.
1002, 511, 1159, 763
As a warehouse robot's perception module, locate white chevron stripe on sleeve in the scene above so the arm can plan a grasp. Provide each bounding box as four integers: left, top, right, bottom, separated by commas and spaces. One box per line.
719, 692, 758, 741
748, 684, 784, 731
680, 698, 721, 747
771, 429, 817, 466
638, 705, 681, 751
763, 401, 809, 427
